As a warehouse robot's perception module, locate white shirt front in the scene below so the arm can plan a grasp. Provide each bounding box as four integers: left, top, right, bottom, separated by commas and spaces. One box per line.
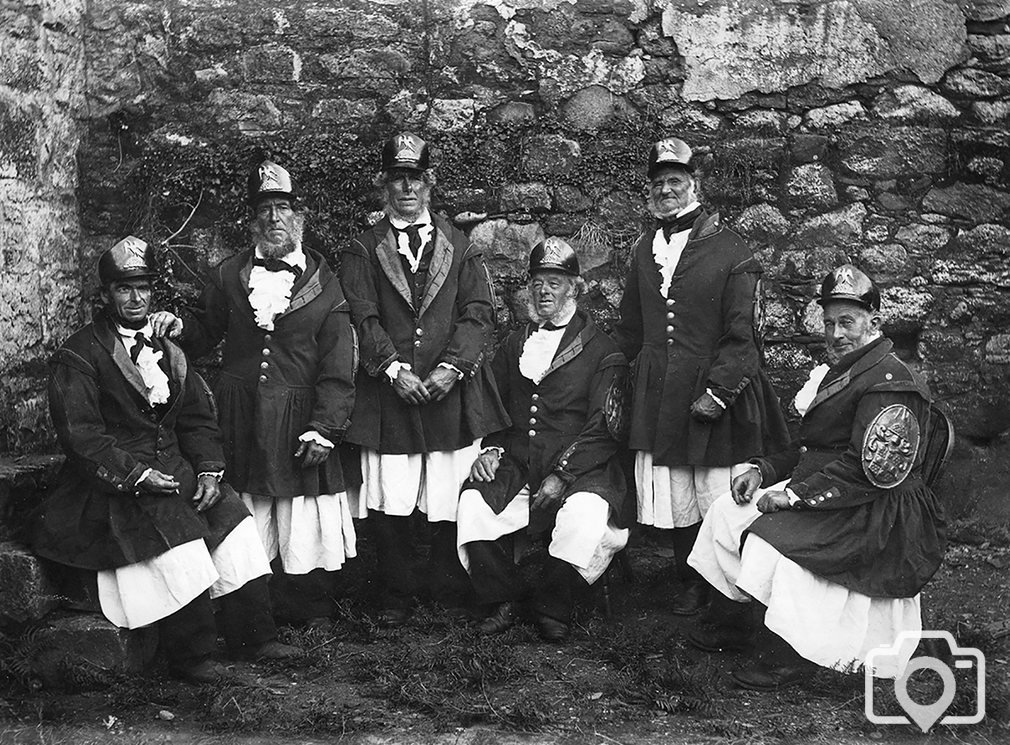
389, 209, 435, 274
652, 200, 701, 296
116, 322, 170, 406
248, 245, 306, 330
518, 306, 577, 384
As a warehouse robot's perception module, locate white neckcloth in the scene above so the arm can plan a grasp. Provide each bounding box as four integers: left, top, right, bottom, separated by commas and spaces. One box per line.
793, 363, 831, 416
248, 246, 306, 330
652, 200, 701, 296
518, 307, 577, 384
389, 210, 435, 274
117, 323, 170, 406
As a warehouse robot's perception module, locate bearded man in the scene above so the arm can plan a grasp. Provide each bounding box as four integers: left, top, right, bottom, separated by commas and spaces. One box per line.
339, 132, 508, 626
31, 237, 300, 683
613, 136, 788, 616
151, 162, 358, 627
686, 265, 947, 690
456, 238, 630, 642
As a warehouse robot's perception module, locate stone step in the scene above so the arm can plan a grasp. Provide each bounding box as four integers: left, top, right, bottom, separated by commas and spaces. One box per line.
0, 454, 64, 539
30, 611, 158, 690
0, 541, 61, 624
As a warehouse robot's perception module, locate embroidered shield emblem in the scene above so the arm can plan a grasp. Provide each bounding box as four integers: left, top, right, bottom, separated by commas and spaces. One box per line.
861, 404, 920, 488
604, 371, 631, 441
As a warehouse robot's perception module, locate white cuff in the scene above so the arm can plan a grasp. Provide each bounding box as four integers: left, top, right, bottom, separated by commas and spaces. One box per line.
197, 470, 225, 482
136, 467, 153, 487
438, 361, 465, 380
480, 446, 505, 458
385, 360, 412, 381
299, 431, 335, 449
785, 487, 801, 507
705, 387, 728, 409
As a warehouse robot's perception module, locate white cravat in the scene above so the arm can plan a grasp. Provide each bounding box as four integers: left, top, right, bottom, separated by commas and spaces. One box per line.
248, 246, 306, 330
652, 200, 701, 296
389, 210, 434, 274
117, 322, 171, 406
793, 364, 831, 417
518, 307, 577, 384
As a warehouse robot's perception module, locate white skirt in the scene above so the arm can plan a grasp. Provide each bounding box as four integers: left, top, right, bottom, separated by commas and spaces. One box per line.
456, 486, 629, 585
242, 492, 357, 575
635, 453, 751, 528
356, 441, 481, 522
97, 516, 271, 629
689, 489, 922, 678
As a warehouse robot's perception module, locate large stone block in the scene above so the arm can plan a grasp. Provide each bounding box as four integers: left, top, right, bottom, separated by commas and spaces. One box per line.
894, 223, 953, 253
428, 98, 475, 132
469, 219, 544, 275
785, 163, 838, 210
31, 612, 158, 690
839, 127, 947, 178
872, 85, 960, 123
242, 44, 300, 84
923, 183, 1010, 223
561, 85, 634, 131
734, 203, 789, 244
942, 68, 1010, 98
0, 542, 60, 623
962, 0, 1010, 21
501, 182, 551, 212
523, 135, 581, 178
881, 286, 934, 332
660, 0, 966, 102
790, 203, 867, 251
207, 90, 282, 135
311, 98, 377, 128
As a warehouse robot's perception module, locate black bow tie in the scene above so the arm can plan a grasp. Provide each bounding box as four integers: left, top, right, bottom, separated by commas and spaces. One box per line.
397, 224, 425, 254
129, 333, 151, 364
254, 257, 303, 279
540, 322, 568, 331
658, 207, 703, 241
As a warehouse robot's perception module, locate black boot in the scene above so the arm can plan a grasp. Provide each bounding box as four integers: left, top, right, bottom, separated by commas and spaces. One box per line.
669, 522, 708, 615
686, 591, 755, 652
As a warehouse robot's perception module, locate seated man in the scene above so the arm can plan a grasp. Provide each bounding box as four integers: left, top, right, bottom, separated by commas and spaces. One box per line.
29, 237, 300, 684
687, 264, 946, 689
457, 238, 631, 641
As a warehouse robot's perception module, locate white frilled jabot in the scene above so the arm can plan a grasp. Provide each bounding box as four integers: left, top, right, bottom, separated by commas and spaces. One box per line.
117, 323, 170, 406
248, 247, 306, 330
389, 211, 434, 274
651, 200, 700, 296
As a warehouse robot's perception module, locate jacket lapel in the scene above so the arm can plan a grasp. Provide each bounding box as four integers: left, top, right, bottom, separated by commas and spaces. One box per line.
805, 337, 892, 415
276, 250, 324, 319
374, 222, 415, 311
94, 315, 151, 403
418, 223, 453, 317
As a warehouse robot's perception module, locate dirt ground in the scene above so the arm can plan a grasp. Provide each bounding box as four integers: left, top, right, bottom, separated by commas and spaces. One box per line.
1, 516, 1008, 745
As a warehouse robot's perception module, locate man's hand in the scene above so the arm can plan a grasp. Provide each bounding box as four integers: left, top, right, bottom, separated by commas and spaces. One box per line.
422, 366, 459, 402
295, 440, 331, 468
139, 469, 180, 495
192, 474, 222, 512
392, 367, 432, 405
690, 391, 723, 422
470, 450, 501, 482
149, 311, 184, 339
756, 490, 792, 513
731, 467, 762, 505
532, 474, 566, 512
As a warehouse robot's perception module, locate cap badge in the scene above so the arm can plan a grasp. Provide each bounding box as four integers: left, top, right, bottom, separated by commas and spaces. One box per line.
833, 266, 856, 295
655, 138, 687, 163
541, 238, 567, 267
395, 134, 422, 163
119, 237, 149, 270
258, 163, 289, 194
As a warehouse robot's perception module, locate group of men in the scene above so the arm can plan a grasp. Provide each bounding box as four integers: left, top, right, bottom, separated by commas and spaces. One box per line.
30, 131, 946, 691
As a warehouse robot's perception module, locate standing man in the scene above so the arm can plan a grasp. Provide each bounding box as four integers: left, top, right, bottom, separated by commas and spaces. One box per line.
31, 237, 299, 684
613, 136, 788, 616
340, 132, 508, 626
686, 265, 946, 689
151, 161, 358, 627
457, 238, 630, 642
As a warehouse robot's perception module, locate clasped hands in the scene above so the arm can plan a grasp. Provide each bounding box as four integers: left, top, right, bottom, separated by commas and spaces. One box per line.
393, 365, 458, 405
730, 467, 791, 513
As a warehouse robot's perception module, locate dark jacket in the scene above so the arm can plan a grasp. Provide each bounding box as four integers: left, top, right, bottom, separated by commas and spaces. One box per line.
464, 310, 630, 532
613, 210, 789, 466
30, 311, 248, 570
340, 213, 508, 454
179, 247, 357, 497
748, 337, 947, 598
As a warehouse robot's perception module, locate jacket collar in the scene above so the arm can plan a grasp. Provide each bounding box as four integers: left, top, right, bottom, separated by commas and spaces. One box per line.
93, 311, 188, 409
805, 336, 892, 415
526, 308, 596, 380
374, 216, 453, 316
685, 209, 721, 242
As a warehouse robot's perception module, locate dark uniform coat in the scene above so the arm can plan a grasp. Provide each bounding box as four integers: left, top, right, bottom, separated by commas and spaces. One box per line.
748, 337, 947, 598
613, 210, 789, 467
464, 310, 630, 532
30, 311, 248, 571
340, 213, 508, 454
179, 248, 356, 498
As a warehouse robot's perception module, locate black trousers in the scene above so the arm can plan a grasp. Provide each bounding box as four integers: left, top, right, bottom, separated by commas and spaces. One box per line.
268, 562, 340, 622
370, 510, 471, 610
160, 575, 277, 669
465, 532, 587, 623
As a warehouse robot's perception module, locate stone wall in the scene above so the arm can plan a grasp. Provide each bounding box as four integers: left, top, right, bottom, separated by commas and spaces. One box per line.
0, 0, 86, 452
12, 0, 1010, 473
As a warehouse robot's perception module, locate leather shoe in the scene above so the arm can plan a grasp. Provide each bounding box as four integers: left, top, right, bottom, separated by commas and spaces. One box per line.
378, 608, 411, 628
731, 660, 814, 691
669, 582, 709, 616
535, 614, 570, 643
171, 659, 238, 685
686, 625, 752, 653
478, 602, 516, 635
251, 640, 304, 661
